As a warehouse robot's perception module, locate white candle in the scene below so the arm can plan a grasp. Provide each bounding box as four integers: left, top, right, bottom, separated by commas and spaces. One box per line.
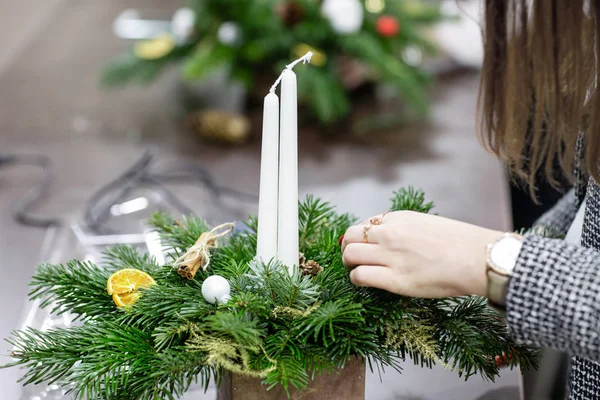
256, 93, 280, 262
277, 69, 299, 272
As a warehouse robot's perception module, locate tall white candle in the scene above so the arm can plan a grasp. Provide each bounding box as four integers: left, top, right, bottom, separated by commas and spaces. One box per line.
256, 93, 280, 262
277, 69, 299, 272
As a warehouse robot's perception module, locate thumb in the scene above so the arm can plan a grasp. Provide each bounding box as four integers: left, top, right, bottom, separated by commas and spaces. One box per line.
349, 265, 399, 293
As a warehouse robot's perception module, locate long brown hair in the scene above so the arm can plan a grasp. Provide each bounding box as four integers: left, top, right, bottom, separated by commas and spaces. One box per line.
478, 0, 599, 196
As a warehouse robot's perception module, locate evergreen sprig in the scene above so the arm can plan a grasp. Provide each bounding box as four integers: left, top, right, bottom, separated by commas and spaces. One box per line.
29, 260, 117, 321
2, 187, 539, 399
389, 186, 435, 213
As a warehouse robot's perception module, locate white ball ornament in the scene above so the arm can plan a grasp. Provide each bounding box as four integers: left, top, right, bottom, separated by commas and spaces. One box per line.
321, 0, 364, 35
217, 22, 241, 46
171, 7, 196, 42
201, 275, 231, 304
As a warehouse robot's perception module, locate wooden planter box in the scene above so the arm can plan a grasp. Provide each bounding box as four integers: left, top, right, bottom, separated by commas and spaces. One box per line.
217, 357, 365, 400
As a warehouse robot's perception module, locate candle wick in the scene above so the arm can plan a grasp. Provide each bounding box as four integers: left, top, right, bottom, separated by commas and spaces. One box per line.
269, 51, 313, 94
286, 51, 313, 70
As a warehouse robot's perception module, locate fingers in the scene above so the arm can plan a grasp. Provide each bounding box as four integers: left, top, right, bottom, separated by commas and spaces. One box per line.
349, 265, 398, 293
342, 212, 392, 252
342, 243, 387, 269
342, 224, 385, 252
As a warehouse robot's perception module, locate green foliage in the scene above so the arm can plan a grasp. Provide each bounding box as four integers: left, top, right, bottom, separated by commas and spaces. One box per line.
101, 43, 196, 87
29, 260, 117, 321
182, 42, 235, 80
102, 245, 161, 274
3, 188, 539, 399
101, 0, 448, 124
148, 213, 210, 256
297, 66, 350, 125
389, 186, 435, 213
340, 32, 431, 115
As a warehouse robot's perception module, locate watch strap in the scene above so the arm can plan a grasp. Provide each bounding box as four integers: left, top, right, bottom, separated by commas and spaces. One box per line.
487, 270, 510, 311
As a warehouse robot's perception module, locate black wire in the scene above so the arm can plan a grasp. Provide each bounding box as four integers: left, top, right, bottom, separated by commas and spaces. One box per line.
84, 149, 158, 233
1, 149, 259, 231
83, 149, 259, 234
0, 154, 62, 228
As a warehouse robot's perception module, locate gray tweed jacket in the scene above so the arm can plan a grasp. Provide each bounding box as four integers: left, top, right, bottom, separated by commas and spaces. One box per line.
506, 136, 600, 399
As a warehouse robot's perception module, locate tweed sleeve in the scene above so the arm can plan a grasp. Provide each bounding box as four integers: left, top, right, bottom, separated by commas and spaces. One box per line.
533, 188, 578, 235
506, 235, 600, 360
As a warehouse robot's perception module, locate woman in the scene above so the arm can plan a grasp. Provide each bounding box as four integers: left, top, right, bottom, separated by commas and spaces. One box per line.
341, 1, 600, 398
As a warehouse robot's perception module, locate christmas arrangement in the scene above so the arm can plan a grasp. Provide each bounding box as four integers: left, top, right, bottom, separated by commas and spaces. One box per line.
2, 188, 538, 399
101, 0, 446, 125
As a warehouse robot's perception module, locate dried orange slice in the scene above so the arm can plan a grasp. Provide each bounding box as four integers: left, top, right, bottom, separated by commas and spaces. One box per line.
112, 292, 141, 309
106, 268, 156, 308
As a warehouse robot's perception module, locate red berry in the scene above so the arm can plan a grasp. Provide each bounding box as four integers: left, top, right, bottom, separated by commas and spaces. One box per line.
339, 235, 345, 246
377, 16, 400, 38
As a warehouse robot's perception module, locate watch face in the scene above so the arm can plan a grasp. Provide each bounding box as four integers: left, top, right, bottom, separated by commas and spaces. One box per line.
489, 236, 523, 275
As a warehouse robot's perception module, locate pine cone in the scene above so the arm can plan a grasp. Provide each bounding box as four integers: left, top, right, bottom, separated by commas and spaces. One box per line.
300, 260, 323, 277
299, 252, 306, 266
187, 110, 250, 145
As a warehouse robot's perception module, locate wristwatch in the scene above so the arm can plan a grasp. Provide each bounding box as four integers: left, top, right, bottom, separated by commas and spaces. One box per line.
486, 233, 524, 310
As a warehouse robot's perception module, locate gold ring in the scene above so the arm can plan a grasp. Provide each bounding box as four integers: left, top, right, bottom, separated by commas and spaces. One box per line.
362, 224, 372, 243
370, 212, 388, 226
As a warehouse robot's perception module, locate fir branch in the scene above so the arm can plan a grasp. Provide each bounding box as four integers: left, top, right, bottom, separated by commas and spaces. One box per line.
29, 260, 117, 321
439, 318, 499, 381
262, 330, 303, 362
511, 344, 542, 374
202, 312, 265, 349
325, 329, 380, 363
145, 349, 216, 399
366, 352, 405, 376
148, 212, 209, 254
389, 186, 435, 213
245, 215, 259, 234
226, 291, 272, 319
117, 277, 212, 329
299, 195, 337, 246
263, 355, 309, 395
437, 297, 505, 381
4, 327, 83, 386
210, 232, 256, 278
277, 269, 321, 309
297, 300, 365, 346
5, 323, 154, 398
214, 259, 252, 282
5, 323, 214, 400
301, 347, 339, 378
153, 320, 199, 351
313, 259, 355, 302
299, 196, 356, 247
244, 259, 320, 309
102, 245, 161, 274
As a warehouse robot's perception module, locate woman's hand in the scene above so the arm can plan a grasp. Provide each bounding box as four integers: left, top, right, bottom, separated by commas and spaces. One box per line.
341, 211, 505, 298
